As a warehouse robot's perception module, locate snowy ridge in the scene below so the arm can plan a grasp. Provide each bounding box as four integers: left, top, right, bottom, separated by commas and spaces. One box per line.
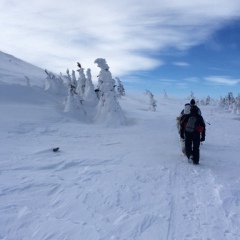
0, 50, 46, 86
0, 55, 240, 239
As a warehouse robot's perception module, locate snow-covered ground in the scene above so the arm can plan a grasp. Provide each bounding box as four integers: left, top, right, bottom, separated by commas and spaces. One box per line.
0, 51, 240, 240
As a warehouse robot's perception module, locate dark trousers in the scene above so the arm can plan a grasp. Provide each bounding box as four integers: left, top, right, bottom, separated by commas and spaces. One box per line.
185, 132, 201, 163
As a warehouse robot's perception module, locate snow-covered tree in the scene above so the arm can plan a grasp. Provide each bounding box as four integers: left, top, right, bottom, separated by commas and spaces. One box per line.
94, 58, 126, 125
236, 94, 240, 114
206, 96, 210, 105
164, 89, 168, 99
189, 91, 194, 100
116, 77, 125, 97
76, 68, 86, 96
64, 79, 85, 117
145, 89, 157, 111
44, 69, 67, 95
25, 76, 30, 86
84, 68, 98, 103
71, 70, 77, 88
63, 69, 85, 117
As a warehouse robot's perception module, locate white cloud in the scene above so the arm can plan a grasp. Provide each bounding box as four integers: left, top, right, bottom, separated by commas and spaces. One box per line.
204, 76, 240, 86
184, 77, 200, 83
173, 62, 190, 67
1, 0, 240, 77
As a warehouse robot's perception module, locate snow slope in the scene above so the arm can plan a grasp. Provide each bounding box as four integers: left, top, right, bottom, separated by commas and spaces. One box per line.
0, 54, 240, 240
0, 50, 46, 86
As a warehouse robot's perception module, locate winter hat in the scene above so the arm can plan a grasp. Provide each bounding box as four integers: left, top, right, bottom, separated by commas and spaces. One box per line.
191, 105, 198, 114
184, 104, 191, 114
190, 99, 195, 105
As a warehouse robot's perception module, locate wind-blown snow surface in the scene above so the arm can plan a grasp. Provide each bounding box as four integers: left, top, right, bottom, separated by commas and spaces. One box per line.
1, 53, 240, 239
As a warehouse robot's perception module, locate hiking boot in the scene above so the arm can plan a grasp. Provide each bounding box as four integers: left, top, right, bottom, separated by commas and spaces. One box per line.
188, 155, 193, 163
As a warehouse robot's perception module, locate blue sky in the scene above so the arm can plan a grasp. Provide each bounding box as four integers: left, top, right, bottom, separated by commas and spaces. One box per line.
1, 0, 240, 98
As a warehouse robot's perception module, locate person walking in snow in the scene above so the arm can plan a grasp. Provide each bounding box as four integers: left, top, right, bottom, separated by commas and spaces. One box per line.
177, 103, 191, 155
180, 105, 206, 164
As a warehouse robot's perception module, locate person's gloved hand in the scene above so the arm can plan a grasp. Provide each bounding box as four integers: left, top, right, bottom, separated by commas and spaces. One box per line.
200, 136, 205, 142
180, 132, 185, 139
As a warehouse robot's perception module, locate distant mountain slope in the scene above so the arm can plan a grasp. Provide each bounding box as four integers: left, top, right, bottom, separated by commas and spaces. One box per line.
0, 50, 46, 86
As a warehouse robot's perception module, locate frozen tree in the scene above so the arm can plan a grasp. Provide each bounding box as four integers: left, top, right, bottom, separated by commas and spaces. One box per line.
145, 89, 157, 111
236, 94, 240, 114
94, 58, 126, 125
84, 68, 98, 103
65, 69, 72, 85
62, 68, 85, 117
76, 68, 86, 96
205, 96, 211, 105
189, 91, 195, 100
219, 96, 227, 108
116, 77, 125, 97
227, 92, 235, 109
164, 89, 168, 99
64, 69, 77, 96
64, 78, 85, 117
44, 69, 67, 95
25, 76, 30, 86
71, 70, 77, 88
95, 58, 116, 94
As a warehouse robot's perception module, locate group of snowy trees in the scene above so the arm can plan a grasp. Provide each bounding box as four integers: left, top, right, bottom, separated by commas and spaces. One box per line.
187, 91, 215, 106
219, 92, 240, 114
45, 58, 126, 125
187, 91, 240, 114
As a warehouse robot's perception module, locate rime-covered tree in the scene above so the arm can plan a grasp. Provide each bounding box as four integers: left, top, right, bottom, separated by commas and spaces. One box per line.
84, 68, 98, 103
94, 58, 125, 125
71, 70, 77, 88
116, 77, 125, 97
64, 70, 85, 117
227, 92, 234, 106
205, 96, 211, 105
45, 69, 66, 95
189, 91, 194, 100
236, 94, 240, 114
164, 89, 168, 99
76, 68, 86, 96
145, 89, 157, 111
25, 76, 30, 86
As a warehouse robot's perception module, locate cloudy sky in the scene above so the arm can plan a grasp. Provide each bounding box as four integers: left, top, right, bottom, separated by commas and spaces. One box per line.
1, 0, 240, 98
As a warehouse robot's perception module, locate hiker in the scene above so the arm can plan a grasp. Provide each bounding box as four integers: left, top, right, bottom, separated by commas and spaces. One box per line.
190, 99, 201, 115
180, 105, 206, 164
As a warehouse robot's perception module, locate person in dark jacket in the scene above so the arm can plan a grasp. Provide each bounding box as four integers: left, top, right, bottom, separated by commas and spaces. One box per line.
190, 99, 201, 115
180, 106, 205, 164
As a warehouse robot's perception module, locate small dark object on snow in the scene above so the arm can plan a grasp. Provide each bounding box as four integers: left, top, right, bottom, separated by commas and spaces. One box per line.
77, 62, 81, 68
53, 147, 59, 152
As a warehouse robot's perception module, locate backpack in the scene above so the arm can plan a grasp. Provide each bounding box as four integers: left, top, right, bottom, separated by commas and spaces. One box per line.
185, 116, 198, 132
